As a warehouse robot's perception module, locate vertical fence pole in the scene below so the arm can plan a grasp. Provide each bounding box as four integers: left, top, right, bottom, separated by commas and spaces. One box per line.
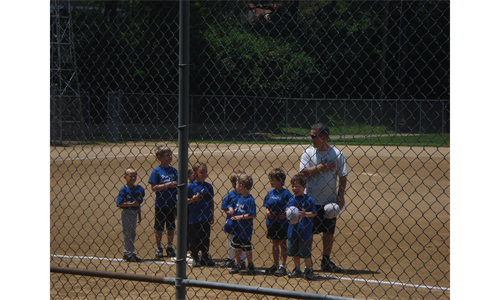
176, 1, 189, 299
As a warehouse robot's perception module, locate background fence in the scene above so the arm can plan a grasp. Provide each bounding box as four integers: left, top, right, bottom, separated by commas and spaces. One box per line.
50, 1, 450, 299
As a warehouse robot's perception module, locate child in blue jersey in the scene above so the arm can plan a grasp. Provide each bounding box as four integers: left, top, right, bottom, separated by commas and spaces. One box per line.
116, 167, 145, 262
220, 169, 246, 269
228, 173, 257, 274
286, 174, 317, 280
263, 167, 293, 276
187, 162, 216, 267
148, 146, 178, 259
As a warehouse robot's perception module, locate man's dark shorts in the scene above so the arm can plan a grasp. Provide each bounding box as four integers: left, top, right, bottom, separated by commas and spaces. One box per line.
313, 205, 337, 235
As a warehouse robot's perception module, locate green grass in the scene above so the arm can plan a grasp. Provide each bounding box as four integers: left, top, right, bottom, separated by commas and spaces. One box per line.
334, 134, 450, 147
195, 134, 450, 148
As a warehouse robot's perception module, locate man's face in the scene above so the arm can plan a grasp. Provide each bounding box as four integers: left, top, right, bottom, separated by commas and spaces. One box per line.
310, 129, 324, 149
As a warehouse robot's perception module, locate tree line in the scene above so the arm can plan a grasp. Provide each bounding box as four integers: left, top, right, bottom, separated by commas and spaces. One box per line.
56, 1, 449, 127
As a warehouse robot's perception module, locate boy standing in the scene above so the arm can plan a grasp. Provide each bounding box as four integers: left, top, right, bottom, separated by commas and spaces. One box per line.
286, 174, 317, 280
228, 173, 257, 274
220, 170, 246, 269
187, 162, 216, 267
148, 146, 178, 259
263, 168, 293, 276
116, 167, 144, 262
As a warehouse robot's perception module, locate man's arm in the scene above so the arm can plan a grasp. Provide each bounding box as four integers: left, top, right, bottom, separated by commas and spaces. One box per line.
337, 175, 347, 210
300, 159, 336, 178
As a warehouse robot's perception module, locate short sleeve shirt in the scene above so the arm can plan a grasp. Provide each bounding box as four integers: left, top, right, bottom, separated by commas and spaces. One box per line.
148, 166, 178, 208
116, 185, 145, 210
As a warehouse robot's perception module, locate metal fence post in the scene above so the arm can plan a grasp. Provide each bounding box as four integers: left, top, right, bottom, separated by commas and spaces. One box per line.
176, 1, 189, 299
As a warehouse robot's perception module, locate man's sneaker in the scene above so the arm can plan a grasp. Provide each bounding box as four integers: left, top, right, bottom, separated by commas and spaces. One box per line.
320, 258, 342, 272
304, 267, 315, 280
155, 247, 164, 259
123, 254, 142, 262
166, 247, 176, 258
288, 267, 303, 278
200, 254, 216, 267
266, 264, 278, 275
274, 266, 287, 277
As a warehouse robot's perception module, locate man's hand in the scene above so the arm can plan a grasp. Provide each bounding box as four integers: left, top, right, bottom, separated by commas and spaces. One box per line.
317, 159, 336, 172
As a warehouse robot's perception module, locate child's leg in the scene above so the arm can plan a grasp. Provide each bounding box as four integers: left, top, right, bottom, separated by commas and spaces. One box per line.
293, 256, 301, 269
122, 210, 137, 256
234, 249, 241, 263
167, 230, 174, 247
305, 257, 313, 270
246, 250, 253, 265
155, 231, 163, 246
279, 239, 288, 266
272, 240, 280, 265
227, 233, 236, 260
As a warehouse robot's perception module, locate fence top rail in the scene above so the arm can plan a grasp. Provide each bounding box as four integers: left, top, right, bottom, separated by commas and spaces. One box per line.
118, 92, 448, 103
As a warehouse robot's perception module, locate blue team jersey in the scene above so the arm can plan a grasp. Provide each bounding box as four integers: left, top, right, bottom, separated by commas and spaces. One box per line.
221, 190, 238, 233
287, 194, 317, 240
221, 190, 238, 210
148, 166, 178, 209
231, 194, 256, 241
116, 185, 145, 210
263, 188, 293, 228
187, 181, 214, 225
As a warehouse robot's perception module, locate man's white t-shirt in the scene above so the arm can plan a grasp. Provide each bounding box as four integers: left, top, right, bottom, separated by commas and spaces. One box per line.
299, 146, 348, 206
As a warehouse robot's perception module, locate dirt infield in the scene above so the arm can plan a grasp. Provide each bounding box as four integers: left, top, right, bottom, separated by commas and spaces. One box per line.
50, 141, 450, 299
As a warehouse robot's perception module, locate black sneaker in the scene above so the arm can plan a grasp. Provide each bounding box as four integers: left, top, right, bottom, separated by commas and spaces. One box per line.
320, 258, 342, 272
274, 266, 287, 277
288, 267, 303, 278
166, 247, 176, 258
229, 261, 247, 274
191, 257, 201, 267
304, 268, 315, 280
247, 263, 256, 272
266, 264, 278, 275
123, 254, 142, 262
221, 259, 236, 268
200, 254, 216, 267
155, 247, 163, 259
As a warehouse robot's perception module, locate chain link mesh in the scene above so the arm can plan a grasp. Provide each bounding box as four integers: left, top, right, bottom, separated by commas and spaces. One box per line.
50, 1, 450, 299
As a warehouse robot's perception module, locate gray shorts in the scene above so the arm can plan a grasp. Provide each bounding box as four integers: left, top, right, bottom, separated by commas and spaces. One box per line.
287, 238, 312, 258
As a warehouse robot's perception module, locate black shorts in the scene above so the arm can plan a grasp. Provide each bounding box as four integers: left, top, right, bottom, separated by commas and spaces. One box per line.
154, 207, 177, 232
313, 205, 337, 235
266, 221, 288, 241
231, 236, 252, 252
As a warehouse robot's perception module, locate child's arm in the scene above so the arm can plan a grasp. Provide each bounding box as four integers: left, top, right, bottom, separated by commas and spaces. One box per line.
187, 192, 200, 204
151, 181, 177, 192
299, 211, 316, 219
138, 210, 142, 223
231, 214, 254, 221
118, 201, 139, 208
266, 208, 275, 219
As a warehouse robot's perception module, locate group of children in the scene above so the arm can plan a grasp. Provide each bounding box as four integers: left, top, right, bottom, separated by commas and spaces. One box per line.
116, 145, 319, 280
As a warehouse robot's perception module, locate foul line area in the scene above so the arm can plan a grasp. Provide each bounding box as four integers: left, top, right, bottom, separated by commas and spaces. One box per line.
50, 254, 449, 292
52, 145, 304, 162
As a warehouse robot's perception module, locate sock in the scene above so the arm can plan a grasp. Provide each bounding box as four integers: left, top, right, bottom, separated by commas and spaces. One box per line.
279, 265, 285, 268
167, 245, 173, 249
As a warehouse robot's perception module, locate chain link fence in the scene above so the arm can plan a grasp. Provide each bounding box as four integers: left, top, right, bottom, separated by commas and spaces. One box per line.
50, 1, 450, 299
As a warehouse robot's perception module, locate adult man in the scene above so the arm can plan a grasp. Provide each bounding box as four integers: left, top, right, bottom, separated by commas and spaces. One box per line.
299, 123, 348, 272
